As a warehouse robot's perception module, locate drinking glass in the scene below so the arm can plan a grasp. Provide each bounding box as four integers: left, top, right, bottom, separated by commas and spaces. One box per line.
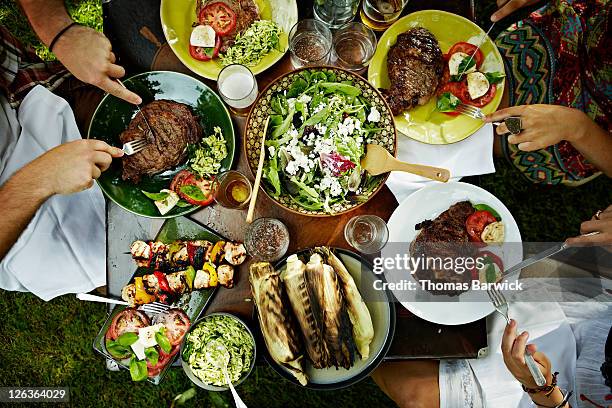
344, 215, 389, 254
211, 170, 252, 209
331, 22, 377, 72
217, 64, 258, 116
313, 0, 361, 29
360, 0, 409, 31
244, 218, 290, 262
289, 19, 332, 69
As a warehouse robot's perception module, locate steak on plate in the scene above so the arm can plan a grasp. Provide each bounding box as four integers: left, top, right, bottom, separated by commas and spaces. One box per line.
120, 100, 201, 183
384, 27, 444, 116
197, 0, 260, 53
410, 201, 477, 296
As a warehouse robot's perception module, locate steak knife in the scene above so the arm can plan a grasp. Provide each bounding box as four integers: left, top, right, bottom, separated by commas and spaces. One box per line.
116, 79, 155, 138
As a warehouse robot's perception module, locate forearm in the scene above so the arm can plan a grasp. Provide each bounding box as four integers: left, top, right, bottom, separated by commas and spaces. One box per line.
0, 162, 52, 260
19, 0, 72, 46
571, 115, 612, 177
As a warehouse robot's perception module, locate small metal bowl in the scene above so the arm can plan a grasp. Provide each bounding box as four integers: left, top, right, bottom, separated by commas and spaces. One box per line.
180, 312, 257, 391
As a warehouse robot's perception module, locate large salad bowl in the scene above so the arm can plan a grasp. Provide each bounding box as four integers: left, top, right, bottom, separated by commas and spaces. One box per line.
244, 67, 397, 217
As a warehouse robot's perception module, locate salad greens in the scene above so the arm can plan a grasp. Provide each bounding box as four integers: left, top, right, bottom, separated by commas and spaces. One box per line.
436, 92, 461, 112
220, 20, 281, 67
188, 126, 228, 178
262, 69, 385, 213
184, 315, 254, 387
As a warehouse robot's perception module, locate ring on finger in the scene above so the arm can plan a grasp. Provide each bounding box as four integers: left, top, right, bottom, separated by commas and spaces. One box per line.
595, 210, 603, 220
504, 116, 522, 135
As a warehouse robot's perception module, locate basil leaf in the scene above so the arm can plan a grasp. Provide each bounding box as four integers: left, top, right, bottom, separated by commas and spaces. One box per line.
142, 190, 170, 201
457, 56, 476, 75
156, 329, 172, 353
105, 340, 131, 359
175, 200, 192, 208
117, 332, 139, 347
485, 72, 505, 85
436, 92, 460, 112
203, 47, 215, 58
485, 263, 498, 283
473, 204, 502, 220
179, 185, 205, 202
145, 346, 159, 366
129, 356, 148, 382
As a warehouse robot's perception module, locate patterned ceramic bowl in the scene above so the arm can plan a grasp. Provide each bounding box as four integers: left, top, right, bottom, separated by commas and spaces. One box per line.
244, 66, 397, 217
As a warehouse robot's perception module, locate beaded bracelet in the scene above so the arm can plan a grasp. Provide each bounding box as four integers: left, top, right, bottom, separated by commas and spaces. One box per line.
49, 22, 81, 53
522, 372, 559, 395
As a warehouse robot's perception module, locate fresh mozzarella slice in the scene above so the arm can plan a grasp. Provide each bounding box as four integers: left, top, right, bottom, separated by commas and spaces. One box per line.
138, 323, 164, 349
154, 189, 180, 215
448, 52, 476, 76
190, 25, 216, 48
481, 221, 505, 244
467, 72, 490, 100
131, 341, 146, 360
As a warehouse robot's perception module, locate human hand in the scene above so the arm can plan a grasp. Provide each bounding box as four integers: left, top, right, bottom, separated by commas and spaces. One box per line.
485, 104, 594, 152
491, 0, 542, 22
501, 319, 553, 388
566, 205, 612, 246
52, 25, 141, 105
27, 139, 123, 196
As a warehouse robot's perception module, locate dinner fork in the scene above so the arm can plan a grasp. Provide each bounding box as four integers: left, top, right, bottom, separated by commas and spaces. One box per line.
487, 287, 547, 386
122, 138, 148, 155
455, 103, 487, 120
75, 293, 169, 314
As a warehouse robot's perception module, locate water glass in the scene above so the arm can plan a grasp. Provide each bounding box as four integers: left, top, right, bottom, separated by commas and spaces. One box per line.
217, 64, 258, 116
212, 170, 252, 209
360, 0, 409, 31
331, 22, 377, 72
289, 19, 332, 69
344, 215, 389, 254
244, 218, 290, 262
313, 0, 361, 29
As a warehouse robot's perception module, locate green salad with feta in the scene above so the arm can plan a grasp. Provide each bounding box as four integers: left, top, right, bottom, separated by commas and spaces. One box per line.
263, 69, 385, 213
183, 315, 254, 387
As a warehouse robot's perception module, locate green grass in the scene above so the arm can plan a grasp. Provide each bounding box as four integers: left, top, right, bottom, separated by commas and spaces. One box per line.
0, 2, 610, 407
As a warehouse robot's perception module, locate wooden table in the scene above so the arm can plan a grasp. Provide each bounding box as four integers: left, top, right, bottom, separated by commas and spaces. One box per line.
104, 0, 487, 361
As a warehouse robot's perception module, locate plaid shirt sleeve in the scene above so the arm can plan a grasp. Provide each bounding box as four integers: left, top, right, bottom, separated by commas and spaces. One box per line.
0, 26, 71, 108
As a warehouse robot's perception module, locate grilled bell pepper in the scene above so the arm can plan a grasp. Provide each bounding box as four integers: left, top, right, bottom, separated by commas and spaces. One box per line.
209, 241, 226, 263
134, 277, 156, 304
184, 266, 196, 290
203, 262, 218, 287
153, 271, 172, 293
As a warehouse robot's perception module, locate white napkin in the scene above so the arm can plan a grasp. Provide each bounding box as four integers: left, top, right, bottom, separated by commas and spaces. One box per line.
468, 296, 578, 408
0, 85, 106, 300
386, 124, 495, 202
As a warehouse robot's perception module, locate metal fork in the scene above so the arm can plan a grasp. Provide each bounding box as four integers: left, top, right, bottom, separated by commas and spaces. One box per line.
76, 293, 169, 314
122, 138, 148, 155
455, 103, 487, 120
487, 286, 547, 386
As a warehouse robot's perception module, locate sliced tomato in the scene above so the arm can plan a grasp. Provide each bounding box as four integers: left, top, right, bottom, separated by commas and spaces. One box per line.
175, 174, 214, 206
198, 2, 237, 36
189, 35, 221, 61
466, 210, 498, 242
105, 308, 150, 342
469, 83, 497, 107
448, 42, 484, 69
146, 345, 179, 377
170, 170, 193, 191
153, 309, 191, 346
479, 250, 504, 271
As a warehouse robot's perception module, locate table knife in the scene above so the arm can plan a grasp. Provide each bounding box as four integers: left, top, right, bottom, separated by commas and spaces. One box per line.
116, 79, 155, 138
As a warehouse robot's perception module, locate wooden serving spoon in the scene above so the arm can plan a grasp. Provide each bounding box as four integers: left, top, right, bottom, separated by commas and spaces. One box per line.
361, 144, 450, 182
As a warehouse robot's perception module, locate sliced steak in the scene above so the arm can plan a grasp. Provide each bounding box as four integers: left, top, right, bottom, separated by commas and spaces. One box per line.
384, 28, 444, 116
120, 100, 202, 183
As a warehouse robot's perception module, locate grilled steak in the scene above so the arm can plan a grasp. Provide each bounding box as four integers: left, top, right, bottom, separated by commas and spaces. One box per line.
410, 201, 476, 296
384, 27, 444, 116
196, 0, 260, 53
120, 100, 201, 183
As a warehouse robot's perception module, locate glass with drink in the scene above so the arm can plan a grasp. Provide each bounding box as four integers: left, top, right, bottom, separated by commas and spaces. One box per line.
244, 218, 290, 262
360, 0, 408, 31
217, 64, 258, 116
344, 215, 389, 254
212, 170, 252, 209
313, 0, 361, 29
331, 22, 377, 73
288, 19, 332, 69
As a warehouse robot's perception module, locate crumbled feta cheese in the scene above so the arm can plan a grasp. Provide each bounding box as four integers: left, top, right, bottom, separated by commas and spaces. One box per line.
268, 145, 276, 157
314, 123, 327, 135
337, 117, 357, 138
313, 138, 335, 155
297, 94, 312, 104
287, 98, 296, 111
313, 103, 326, 114
320, 172, 343, 197
368, 106, 381, 123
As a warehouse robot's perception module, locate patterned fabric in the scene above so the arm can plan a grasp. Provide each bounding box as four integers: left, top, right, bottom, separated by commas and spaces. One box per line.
495, 0, 611, 186
0, 26, 70, 108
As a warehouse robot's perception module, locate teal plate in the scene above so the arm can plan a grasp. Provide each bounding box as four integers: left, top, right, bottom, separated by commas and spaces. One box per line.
87, 71, 235, 218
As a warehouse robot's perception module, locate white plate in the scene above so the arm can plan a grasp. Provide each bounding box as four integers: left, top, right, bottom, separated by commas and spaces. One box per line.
383, 182, 522, 325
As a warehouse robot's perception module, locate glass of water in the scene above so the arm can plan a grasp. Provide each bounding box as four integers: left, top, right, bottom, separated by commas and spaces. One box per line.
360, 0, 408, 31
344, 215, 389, 254
289, 19, 332, 69
331, 22, 377, 73
217, 64, 258, 116
313, 0, 361, 29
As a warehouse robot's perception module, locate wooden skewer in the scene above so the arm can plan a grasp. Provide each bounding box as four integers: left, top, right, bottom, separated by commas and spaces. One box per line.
246, 117, 270, 224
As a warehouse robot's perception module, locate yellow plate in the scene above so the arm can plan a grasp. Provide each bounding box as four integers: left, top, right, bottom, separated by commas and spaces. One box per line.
368, 10, 505, 144
160, 0, 298, 80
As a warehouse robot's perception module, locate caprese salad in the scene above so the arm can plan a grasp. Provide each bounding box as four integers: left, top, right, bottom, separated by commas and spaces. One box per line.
467, 202, 506, 284
436, 42, 505, 115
